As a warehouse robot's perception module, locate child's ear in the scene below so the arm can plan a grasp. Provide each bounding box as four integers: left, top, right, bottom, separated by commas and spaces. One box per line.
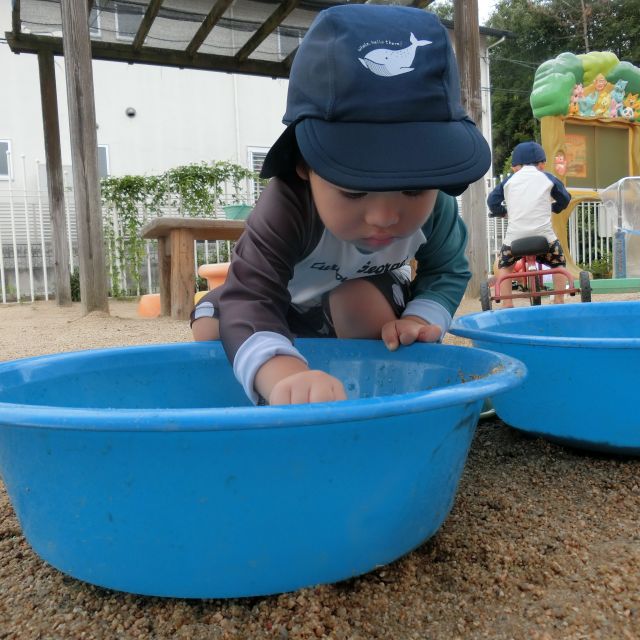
296, 162, 310, 181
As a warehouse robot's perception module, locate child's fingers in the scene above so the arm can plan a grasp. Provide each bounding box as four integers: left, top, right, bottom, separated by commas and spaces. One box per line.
415, 323, 442, 343
381, 323, 400, 351
308, 380, 347, 404
383, 319, 441, 349
269, 371, 346, 405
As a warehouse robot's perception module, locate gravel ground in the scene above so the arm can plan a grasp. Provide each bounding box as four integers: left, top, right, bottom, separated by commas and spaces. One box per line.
1, 295, 639, 640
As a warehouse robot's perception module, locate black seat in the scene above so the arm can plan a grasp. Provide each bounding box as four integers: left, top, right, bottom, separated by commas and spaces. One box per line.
510, 235, 549, 258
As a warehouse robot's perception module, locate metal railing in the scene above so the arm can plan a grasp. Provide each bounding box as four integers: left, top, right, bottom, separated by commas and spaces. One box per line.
0, 178, 617, 305
0, 183, 253, 304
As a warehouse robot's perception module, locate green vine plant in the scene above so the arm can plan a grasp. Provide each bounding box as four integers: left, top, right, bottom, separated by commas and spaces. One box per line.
100, 161, 258, 297
579, 250, 613, 279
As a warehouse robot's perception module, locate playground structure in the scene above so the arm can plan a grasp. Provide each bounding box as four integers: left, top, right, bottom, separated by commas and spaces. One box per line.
528, 50, 640, 286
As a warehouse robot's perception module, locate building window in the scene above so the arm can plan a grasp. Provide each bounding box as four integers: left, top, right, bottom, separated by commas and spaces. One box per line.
0, 140, 11, 180
115, 2, 144, 42
248, 148, 268, 202
98, 145, 110, 178
89, 1, 102, 37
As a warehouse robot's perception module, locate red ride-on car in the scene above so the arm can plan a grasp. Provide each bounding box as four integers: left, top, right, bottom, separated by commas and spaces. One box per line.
480, 235, 592, 311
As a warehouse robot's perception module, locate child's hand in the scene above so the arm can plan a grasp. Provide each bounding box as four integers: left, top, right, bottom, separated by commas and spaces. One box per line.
269, 370, 347, 406
255, 355, 347, 405
382, 316, 442, 351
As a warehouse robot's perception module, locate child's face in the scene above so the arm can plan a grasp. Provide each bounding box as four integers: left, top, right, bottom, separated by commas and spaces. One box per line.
299, 168, 438, 253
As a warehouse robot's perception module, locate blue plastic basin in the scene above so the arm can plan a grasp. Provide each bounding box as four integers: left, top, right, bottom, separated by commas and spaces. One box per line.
0, 340, 524, 598
450, 301, 640, 454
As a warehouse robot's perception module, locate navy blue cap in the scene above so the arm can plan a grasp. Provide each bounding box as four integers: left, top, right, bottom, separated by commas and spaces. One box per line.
261, 4, 491, 195
511, 142, 546, 166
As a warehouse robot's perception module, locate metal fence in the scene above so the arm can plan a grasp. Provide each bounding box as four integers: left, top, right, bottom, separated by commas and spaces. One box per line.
0, 181, 616, 305
0, 179, 253, 304
568, 199, 613, 268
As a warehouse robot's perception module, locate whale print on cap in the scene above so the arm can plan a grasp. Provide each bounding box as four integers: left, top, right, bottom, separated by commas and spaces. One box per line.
358, 33, 432, 77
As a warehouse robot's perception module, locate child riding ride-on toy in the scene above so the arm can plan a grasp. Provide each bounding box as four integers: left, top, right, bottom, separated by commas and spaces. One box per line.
485, 141, 592, 311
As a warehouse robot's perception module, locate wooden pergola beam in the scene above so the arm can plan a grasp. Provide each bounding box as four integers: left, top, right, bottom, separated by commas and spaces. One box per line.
6, 32, 291, 78
12, 0, 21, 34
132, 0, 164, 52
235, 0, 301, 64
281, 0, 367, 69
185, 0, 236, 58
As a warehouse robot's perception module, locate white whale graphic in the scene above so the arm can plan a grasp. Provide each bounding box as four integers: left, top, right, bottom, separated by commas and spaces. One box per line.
359, 33, 432, 77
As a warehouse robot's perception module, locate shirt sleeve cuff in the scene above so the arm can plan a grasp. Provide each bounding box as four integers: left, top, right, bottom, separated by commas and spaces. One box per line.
233, 332, 308, 404
402, 299, 452, 341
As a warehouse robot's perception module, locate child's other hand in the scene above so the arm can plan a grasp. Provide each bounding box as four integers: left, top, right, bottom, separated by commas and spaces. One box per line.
269, 370, 347, 406
382, 316, 442, 351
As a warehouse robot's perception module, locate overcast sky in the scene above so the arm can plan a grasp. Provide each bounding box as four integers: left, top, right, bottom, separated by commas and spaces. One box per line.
477, 0, 498, 24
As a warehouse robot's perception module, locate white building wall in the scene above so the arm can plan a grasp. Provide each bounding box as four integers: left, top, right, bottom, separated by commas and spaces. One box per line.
91, 62, 288, 176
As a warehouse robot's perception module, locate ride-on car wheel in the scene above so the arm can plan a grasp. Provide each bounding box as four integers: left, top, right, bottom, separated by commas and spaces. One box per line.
579, 270, 592, 303
480, 281, 492, 311
530, 271, 543, 306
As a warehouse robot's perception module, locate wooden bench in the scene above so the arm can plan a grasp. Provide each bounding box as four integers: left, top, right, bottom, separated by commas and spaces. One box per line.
140, 217, 245, 320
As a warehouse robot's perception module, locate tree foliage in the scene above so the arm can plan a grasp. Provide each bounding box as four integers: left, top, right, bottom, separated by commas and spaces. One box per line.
429, 0, 453, 21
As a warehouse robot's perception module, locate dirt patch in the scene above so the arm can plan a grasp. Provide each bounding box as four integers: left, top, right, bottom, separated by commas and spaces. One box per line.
0, 294, 639, 639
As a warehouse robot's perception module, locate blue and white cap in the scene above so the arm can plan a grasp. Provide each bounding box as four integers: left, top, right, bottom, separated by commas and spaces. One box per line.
511, 141, 546, 166
261, 4, 491, 196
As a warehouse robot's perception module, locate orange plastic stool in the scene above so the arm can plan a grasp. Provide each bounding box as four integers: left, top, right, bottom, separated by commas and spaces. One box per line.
198, 262, 230, 290
138, 293, 161, 318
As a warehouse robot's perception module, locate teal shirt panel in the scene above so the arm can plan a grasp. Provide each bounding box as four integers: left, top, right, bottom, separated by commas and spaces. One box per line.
411, 191, 471, 316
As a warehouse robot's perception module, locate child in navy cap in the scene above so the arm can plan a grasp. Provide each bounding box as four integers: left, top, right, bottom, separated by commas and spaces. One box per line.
487, 141, 571, 307
192, 3, 491, 405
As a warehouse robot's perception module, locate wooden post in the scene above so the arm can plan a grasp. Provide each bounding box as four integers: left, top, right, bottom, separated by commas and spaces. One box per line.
454, 0, 488, 299
59, 0, 109, 314
158, 237, 171, 316
171, 229, 195, 320
37, 50, 72, 306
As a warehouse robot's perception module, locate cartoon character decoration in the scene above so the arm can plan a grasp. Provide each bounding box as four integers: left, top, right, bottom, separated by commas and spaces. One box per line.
573, 74, 636, 120
554, 151, 567, 177
569, 83, 583, 115
609, 79, 628, 117
580, 73, 611, 117
531, 51, 640, 122
577, 90, 597, 116
622, 92, 640, 120
593, 89, 611, 117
